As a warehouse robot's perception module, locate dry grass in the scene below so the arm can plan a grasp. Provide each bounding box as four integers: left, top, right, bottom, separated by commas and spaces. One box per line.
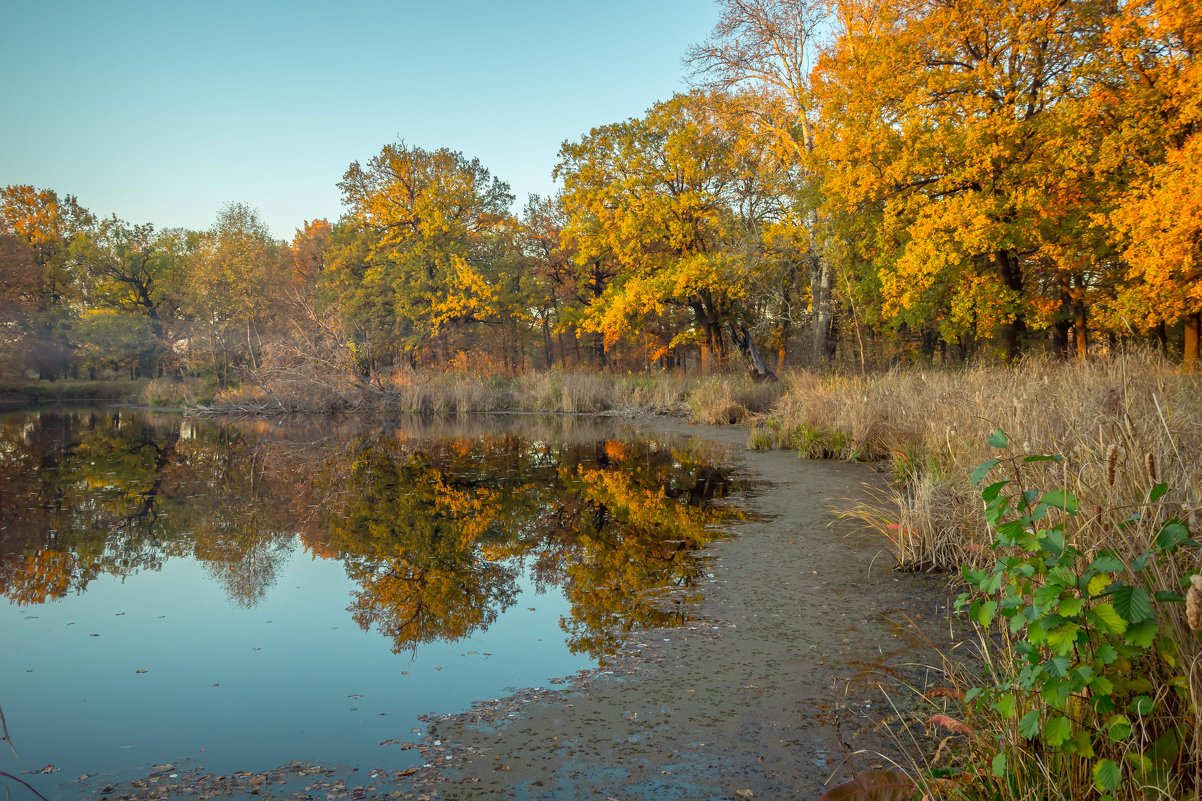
756, 351, 1202, 800
755, 352, 1202, 572
200, 364, 785, 425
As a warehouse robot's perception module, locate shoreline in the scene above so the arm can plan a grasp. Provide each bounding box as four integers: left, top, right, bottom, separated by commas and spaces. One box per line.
405, 421, 951, 800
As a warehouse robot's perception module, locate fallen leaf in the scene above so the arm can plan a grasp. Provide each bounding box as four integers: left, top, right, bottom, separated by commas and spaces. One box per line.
817, 771, 916, 801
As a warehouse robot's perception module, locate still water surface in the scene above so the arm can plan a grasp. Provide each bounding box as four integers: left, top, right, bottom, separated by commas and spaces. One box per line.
0, 410, 744, 796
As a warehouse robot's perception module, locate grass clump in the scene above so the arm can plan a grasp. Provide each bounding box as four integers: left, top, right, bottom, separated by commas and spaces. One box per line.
758, 352, 1201, 572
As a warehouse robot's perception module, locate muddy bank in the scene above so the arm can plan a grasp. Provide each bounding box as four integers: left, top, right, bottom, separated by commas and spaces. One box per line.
412, 422, 952, 801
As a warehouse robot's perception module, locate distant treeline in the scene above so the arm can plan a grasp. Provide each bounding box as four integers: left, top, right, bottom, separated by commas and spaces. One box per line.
2, 0, 1198, 386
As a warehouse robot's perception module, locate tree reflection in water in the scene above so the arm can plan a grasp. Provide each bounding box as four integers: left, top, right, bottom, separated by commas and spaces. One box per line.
0, 411, 747, 659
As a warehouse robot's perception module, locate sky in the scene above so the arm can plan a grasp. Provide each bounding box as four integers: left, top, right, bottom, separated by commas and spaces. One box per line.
1, 0, 720, 239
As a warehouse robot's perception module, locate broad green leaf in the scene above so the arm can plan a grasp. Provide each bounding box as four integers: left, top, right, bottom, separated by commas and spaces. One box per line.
1106, 714, 1131, 741
987, 428, 1009, 448
1018, 709, 1041, 739
1125, 618, 1158, 648
1039, 489, 1079, 515
974, 599, 997, 627
1057, 596, 1084, 617
1088, 554, 1124, 574
1148, 482, 1169, 502
1087, 573, 1114, 597
1128, 695, 1155, 716
1110, 585, 1155, 623
1088, 603, 1128, 634
1038, 527, 1065, 555
993, 692, 1016, 719
1047, 622, 1081, 655
981, 480, 1009, 503
1043, 715, 1072, 747
1155, 521, 1189, 552
1093, 759, 1121, 791
991, 753, 1007, 777
970, 458, 999, 487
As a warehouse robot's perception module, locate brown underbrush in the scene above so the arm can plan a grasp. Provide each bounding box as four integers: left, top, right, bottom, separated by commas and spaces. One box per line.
754, 352, 1202, 800
751, 353, 1202, 573
195, 361, 784, 424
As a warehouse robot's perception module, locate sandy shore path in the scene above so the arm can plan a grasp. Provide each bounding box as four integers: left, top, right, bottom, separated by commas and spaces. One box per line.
416, 422, 950, 801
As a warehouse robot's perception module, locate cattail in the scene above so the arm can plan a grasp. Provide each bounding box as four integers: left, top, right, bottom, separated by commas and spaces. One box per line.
1146, 452, 1157, 482
1106, 444, 1119, 486
1187, 574, 1202, 632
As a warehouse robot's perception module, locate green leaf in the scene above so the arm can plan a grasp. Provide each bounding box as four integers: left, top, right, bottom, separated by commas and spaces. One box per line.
988, 428, 1009, 448
971, 458, 1000, 487
1039, 527, 1066, 555
1018, 709, 1041, 739
1156, 521, 1189, 552
1125, 618, 1158, 648
1106, 714, 1132, 741
1024, 454, 1063, 463
991, 752, 1007, 777
1039, 489, 1079, 516
1088, 603, 1128, 634
981, 479, 1009, 503
1148, 482, 1169, 502
1058, 596, 1084, 617
1095, 643, 1119, 664
1088, 554, 1124, 574
1110, 585, 1155, 623
1043, 715, 1073, 748
1128, 695, 1155, 716
974, 599, 998, 628
1047, 622, 1081, 655
993, 692, 1016, 719
1093, 759, 1121, 792
1087, 573, 1115, 597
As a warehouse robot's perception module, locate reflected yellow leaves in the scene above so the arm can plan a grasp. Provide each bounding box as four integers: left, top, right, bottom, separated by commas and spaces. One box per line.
0, 413, 748, 660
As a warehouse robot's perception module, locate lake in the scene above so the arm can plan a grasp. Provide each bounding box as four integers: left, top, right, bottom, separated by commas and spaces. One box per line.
0, 410, 747, 798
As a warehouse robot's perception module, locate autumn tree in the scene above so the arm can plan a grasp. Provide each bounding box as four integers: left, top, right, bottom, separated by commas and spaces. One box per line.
556, 91, 788, 377
184, 203, 283, 383
328, 143, 522, 372
0, 185, 95, 377
814, 0, 1121, 360
71, 217, 187, 375
688, 0, 836, 365
1100, 0, 1202, 366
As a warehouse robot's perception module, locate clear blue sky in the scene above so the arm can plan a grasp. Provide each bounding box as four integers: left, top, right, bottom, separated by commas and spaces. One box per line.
1, 1, 719, 239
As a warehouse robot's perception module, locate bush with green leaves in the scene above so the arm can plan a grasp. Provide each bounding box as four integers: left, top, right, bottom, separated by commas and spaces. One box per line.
952, 429, 1198, 799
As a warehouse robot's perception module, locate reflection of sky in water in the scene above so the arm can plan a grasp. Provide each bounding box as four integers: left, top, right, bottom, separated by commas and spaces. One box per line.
0, 411, 742, 798
2, 543, 585, 794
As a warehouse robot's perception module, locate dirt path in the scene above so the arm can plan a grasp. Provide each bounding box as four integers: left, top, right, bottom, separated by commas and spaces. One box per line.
414, 423, 951, 801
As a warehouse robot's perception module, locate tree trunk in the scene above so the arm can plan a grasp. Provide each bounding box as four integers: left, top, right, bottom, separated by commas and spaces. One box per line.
729, 322, 777, 382
541, 312, 554, 369
1185, 312, 1200, 371
1051, 319, 1071, 358
810, 257, 834, 367
994, 249, 1025, 360
1074, 303, 1088, 362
